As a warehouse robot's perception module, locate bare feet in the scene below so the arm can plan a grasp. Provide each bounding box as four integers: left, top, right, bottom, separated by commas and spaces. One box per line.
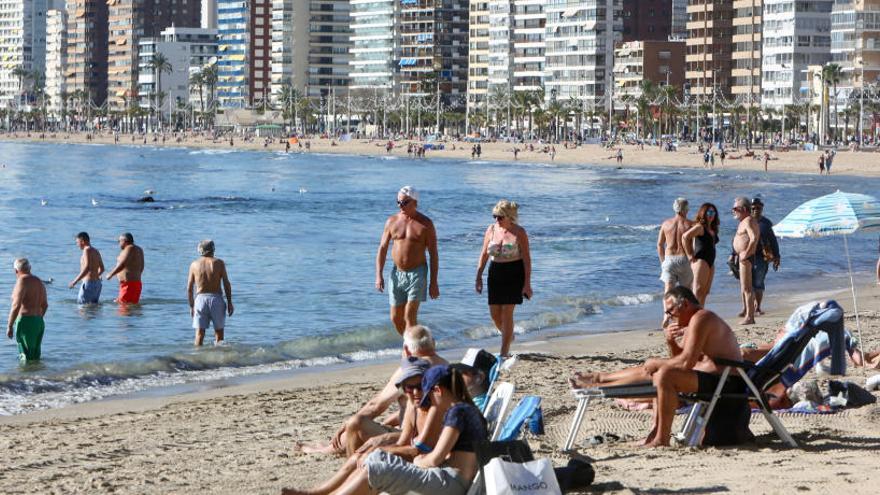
293, 441, 337, 455
755, 308, 764, 316
740, 318, 755, 325
569, 371, 601, 389
737, 310, 746, 318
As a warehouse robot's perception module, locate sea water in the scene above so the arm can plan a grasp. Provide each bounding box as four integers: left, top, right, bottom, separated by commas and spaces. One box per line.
0, 142, 876, 414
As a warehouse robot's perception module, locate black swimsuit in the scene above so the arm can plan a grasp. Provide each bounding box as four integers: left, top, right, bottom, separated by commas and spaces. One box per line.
693, 229, 719, 267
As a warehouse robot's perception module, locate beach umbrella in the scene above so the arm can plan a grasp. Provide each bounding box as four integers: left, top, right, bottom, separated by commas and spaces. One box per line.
773, 190, 880, 364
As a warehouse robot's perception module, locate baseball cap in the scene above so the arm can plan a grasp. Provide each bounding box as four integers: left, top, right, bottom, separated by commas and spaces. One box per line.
419, 364, 451, 408
751, 197, 764, 207
453, 348, 497, 377
399, 185, 419, 201
395, 356, 431, 387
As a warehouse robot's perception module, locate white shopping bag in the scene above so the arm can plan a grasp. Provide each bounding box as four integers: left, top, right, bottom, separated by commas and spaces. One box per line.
483, 457, 562, 495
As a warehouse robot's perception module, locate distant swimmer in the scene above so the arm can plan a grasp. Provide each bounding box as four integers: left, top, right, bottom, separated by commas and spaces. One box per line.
138, 196, 155, 202
69, 232, 105, 304
375, 186, 439, 335
105, 232, 145, 304
187, 240, 234, 346
7, 258, 48, 363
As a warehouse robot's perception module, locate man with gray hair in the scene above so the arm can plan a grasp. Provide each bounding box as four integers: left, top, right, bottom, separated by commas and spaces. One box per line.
297, 325, 447, 456
186, 240, 234, 345
732, 197, 760, 325
657, 197, 694, 293
105, 232, 145, 304
7, 258, 48, 362
376, 186, 440, 335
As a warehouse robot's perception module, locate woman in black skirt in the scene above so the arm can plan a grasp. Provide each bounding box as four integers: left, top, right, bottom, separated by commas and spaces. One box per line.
475, 200, 532, 358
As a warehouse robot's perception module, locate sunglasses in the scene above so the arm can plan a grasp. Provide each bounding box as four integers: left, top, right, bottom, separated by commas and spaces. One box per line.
731, 206, 742, 212
706, 210, 716, 216
493, 215, 505, 220
397, 199, 412, 207
400, 383, 420, 393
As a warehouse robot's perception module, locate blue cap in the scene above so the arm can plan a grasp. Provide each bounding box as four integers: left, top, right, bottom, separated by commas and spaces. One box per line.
419, 364, 451, 408
395, 356, 431, 387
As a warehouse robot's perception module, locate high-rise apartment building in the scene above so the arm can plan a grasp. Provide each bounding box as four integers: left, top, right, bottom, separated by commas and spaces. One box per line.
761, 0, 832, 108
466, 0, 489, 117
0, 0, 48, 106
202, 0, 218, 28
398, 0, 468, 101
65, 0, 109, 106
622, 0, 672, 42
614, 40, 685, 98
45, 8, 66, 115
685, 0, 734, 100
485, 0, 544, 98
731, 0, 761, 106
137, 27, 218, 113
107, 0, 201, 111
216, 0, 272, 107
349, 0, 396, 89
670, 0, 687, 39
831, 0, 880, 107
544, 0, 622, 107
270, 0, 351, 102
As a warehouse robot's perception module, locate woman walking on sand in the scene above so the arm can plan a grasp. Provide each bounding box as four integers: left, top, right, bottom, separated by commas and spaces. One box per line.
682, 203, 719, 306
475, 200, 532, 358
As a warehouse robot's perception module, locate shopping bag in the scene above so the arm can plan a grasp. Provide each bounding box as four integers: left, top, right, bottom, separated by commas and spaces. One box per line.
484, 456, 562, 495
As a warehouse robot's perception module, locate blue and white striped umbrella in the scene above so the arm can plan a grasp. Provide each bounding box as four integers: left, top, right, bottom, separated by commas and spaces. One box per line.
773, 191, 880, 238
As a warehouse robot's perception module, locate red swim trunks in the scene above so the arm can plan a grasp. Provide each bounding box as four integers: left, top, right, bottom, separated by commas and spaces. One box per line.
118, 281, 142, 304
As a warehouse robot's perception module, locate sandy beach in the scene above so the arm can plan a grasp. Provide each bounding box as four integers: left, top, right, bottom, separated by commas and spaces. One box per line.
1, 277, 879, 494
3, 132, 879, 177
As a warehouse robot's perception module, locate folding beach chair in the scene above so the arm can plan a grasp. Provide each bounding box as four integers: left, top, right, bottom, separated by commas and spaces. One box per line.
564, 301, 845, 451
483, 382, 515, 441
495, 395, 542, 442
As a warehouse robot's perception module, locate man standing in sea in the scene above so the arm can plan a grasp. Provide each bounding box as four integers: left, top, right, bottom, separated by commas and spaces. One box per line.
187, 240, 234, 345
69, 232, 105, 304
750, 198, 780, 315
105, 232, 145, 304
7, 258, 48, 362
657, 197, 693, 293
732, 197, 760, 325
375, 186, 440, 335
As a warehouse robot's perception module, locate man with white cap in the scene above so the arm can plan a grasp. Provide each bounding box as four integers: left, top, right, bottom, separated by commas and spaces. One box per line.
376, 186, 440, 334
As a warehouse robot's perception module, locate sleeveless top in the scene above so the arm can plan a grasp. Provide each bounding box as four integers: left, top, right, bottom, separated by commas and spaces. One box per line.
487, 225, 521, 262
693, 228, 719, 267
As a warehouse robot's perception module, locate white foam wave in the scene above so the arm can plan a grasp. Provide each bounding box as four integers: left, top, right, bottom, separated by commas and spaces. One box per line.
188, 149, 237, 155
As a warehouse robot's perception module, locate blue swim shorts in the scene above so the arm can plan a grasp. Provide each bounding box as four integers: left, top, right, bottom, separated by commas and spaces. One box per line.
389, 264, 428, 307
752, 258, 769, 291
193, 293, 227, 330
78, 279, 102, 304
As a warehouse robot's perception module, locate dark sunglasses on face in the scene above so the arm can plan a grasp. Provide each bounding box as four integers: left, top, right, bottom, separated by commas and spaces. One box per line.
400, 383, 420, 393
493, 215, 505, 220
706, 210, 716, 216
397, 199, 411, 207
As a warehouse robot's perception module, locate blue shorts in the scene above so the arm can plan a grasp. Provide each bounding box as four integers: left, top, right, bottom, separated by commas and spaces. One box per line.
78, 280, 102, 304
389, 264, 428, 307
752, 258, 769, 291
193, 293, 226, 330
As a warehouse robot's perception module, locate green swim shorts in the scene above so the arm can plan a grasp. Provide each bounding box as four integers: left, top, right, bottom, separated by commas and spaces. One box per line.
15, 315, 45, 362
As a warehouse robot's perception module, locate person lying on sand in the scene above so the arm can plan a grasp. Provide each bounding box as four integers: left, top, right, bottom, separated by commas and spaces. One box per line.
295, 325, 446, 457
570, 287, 744, 447
283, 358, 442, 495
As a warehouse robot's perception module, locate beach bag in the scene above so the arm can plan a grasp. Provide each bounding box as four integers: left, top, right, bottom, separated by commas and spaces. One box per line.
484, 457, 562, 495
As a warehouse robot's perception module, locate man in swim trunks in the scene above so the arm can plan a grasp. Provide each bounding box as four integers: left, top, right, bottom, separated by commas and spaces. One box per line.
69, 231, 105, 304
376, 186, 440, 335
732, 197, 760, 325
657, 197, 694, 294
105, 232, 145, 304
7, 258, 48, 362
187, 239, 234, 345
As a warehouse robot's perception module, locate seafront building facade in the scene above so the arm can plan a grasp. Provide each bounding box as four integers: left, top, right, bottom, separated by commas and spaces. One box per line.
684, 0, 734, 101
613, 40, 685, 99
621, 0, 672, 42
65, 0, 109, 106
44, 8, 65, 114
216, 0, 271, 107
485, 0, 544, 100
830, 0, 880, 110
0, 0, 48, 107
731, 0, 761, 106
305, 0, 351, 98
107, 0, 201, 111
270, 0, 309, 99
760, 0, 833, 108
348, 0, 396, 90
466, 0, 489, 116
137, 26, 218, 112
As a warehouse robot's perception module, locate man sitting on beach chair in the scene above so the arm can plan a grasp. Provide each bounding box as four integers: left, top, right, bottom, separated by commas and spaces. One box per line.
296, 325, 447, 457
570, 287, 746, 447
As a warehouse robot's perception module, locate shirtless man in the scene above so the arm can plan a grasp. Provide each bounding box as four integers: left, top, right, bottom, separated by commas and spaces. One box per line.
7, 258, 48, 362
732, 197, 760, 324
105, 232, 145, 304
569, 287, 747, 446
298, 325, 447, 457
657, 197, 693, 293
376, 186, 440, 334
69, 232, 105, 304
186, 240, 234, 345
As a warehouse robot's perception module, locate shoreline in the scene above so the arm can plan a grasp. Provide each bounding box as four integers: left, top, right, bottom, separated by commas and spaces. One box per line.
2, 132, 879, 178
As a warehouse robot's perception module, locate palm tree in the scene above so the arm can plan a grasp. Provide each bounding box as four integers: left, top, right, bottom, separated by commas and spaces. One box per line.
11, 65, 31, 106
278, 82, 303, 132
200, 64, 218, 127
189, 71, 205, 115
822, 63, 843, 142
149, 53, 172, 129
